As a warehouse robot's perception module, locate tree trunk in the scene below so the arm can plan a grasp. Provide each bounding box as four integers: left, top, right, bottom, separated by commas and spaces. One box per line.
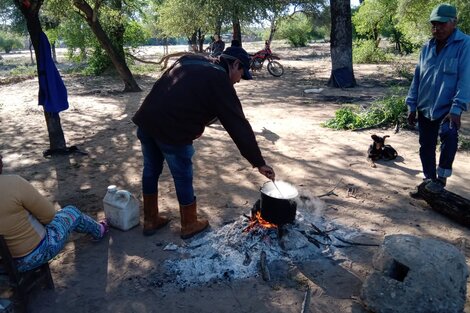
73, 0, 141, 92
328, 0, 356, 88
215, 19, 222, 37
417, 182, 470, 227
232, 17, 242, 46
16, 0, 67, 152
267, 14, 278, 45
51, 42, 57, 63
29, 39, 34, 64
197, 28, 204, 52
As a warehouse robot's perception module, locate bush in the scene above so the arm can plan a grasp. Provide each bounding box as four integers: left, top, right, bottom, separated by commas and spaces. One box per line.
276, 14, 313, 47
323, 91, 408, 130
85, 47, 112, 75
0, 31, 23, 53
353, 40, 391, 64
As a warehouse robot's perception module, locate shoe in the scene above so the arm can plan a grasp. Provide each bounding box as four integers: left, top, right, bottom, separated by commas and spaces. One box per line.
99, 219, 110, 236
409, 179, 432, 199
425, 178, 446, 194
179, 199, 209, 239
93, 219, 109, 241
143, 193, 170, 236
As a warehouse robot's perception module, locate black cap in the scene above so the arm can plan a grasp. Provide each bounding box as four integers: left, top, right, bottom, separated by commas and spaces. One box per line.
220, 46, 252, 80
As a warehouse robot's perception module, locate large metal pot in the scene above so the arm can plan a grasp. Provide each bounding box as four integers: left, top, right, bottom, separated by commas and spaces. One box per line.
260, 181, 298, 225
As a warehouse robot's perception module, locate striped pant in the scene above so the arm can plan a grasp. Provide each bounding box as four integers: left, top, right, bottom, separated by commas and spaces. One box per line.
15, 205, 102, 272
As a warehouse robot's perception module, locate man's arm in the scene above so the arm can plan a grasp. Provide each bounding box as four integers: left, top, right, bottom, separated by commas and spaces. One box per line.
450, 38, 470, 116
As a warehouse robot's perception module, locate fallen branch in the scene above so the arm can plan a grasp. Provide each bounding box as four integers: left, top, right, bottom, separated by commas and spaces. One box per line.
333, 236, 380, 247
260, 251, 271, 281
126, 53, 160, 64
317, 178, 343, 198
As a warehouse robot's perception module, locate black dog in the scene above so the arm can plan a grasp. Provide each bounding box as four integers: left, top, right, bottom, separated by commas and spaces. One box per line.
367, 135, 398, 166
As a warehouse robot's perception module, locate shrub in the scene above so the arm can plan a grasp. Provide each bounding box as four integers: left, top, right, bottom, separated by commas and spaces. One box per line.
276, 14, 313, 47
323, 91, 408, 130
353, 40, 391, 64
0, 31, 23, 53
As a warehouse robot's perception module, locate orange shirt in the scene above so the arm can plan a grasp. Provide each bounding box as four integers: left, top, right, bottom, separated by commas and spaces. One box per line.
0, 175, 55, 257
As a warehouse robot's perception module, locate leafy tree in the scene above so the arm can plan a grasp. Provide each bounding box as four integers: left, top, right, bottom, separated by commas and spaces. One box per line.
0, 30, 23, 53
276, 13, 313, 47
155, 0, 212, 51
396, 0, 470, 46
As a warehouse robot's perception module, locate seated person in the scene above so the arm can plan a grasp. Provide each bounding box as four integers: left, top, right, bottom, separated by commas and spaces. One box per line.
0, 154, 108, 272
210, 34, 225, 57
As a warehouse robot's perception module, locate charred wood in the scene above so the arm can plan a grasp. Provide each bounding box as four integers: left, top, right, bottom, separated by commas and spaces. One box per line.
260, 251, 271, 281
416, 182, 470, 227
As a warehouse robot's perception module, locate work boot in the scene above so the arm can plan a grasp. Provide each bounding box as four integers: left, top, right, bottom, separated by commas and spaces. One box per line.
409, 178, 432, 199
143, 193, 170, 236
425, 177, 446, 194
179, 199, 209, 239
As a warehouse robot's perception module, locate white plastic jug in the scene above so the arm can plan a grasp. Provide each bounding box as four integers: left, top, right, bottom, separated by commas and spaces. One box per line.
103, 185, 140, 231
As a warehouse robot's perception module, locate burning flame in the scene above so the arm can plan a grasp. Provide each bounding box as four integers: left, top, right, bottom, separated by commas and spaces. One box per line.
243, 211, 278, 233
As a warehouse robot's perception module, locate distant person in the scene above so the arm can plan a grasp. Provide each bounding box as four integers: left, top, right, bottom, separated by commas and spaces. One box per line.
407, 3, 470, 195
133, 46, 275, 239
210, 34, 225, 57
0, 154, 108, 272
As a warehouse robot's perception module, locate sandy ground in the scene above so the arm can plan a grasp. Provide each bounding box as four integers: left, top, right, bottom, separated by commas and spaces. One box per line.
1, 42, 469, 313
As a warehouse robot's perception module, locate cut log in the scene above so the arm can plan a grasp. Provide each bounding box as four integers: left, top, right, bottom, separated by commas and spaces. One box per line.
417, 182, 470, 227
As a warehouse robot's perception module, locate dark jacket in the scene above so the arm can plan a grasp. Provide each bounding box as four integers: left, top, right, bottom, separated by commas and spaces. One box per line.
132, 55, 266, 168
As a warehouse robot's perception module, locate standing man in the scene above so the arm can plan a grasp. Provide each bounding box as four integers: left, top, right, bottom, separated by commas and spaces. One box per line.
133, 46, 275, 239
407, 3, 470, 195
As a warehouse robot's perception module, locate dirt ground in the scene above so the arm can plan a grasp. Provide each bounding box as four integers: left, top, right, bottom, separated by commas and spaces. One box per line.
1, 42, 469, 313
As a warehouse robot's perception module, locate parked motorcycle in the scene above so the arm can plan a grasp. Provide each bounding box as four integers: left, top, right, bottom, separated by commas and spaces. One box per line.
249, 42, 284, 77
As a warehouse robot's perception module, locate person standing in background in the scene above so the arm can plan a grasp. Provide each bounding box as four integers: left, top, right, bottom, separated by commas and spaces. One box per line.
407, 3, 470, 195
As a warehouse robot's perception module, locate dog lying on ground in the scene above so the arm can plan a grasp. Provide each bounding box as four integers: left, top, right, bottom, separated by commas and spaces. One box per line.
367, 134, 398, 167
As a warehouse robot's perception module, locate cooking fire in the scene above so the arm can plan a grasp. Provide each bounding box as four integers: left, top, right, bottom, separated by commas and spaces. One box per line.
158, 186, 367, 289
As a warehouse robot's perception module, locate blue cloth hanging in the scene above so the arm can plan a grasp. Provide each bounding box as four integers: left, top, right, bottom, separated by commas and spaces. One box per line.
38, 32, 68, 113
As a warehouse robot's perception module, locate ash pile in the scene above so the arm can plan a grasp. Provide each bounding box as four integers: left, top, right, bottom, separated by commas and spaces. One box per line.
162, 194, 361, 288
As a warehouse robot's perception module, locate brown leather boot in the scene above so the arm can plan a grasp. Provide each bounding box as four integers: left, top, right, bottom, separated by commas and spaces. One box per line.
143, 193, 170, 236
179, 199, 209, 239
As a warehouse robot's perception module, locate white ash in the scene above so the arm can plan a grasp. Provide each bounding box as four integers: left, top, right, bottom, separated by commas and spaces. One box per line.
163, 196, 363, 287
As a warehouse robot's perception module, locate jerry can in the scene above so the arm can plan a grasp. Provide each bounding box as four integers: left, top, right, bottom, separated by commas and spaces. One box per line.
103, 185, 140, 231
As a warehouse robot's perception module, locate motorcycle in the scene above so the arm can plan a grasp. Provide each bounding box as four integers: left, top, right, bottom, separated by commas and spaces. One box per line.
249, 43, 284, 77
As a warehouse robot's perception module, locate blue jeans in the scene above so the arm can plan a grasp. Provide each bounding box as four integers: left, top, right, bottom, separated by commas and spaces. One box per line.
418, 114, 458, 180
15, 206, 102, 272
137, 127, 195, 205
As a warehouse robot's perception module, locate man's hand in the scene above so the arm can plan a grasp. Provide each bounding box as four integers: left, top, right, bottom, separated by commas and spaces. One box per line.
444, 113, 461, 130
258, 165, 275, 180
407, 111, 417, 127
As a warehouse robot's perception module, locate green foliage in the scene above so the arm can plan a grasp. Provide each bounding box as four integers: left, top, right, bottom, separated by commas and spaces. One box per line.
459, 136, 470, 151
0, 30, 23, 53
276, 14, 313, 47
124, 20, 150, 48
353, 40, 391, 63
155, 0, 211, 38
323, 92, 408, 130
85, 47, 112, 76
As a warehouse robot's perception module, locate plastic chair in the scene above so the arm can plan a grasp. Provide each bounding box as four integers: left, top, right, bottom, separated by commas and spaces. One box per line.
0, 235, 54, 313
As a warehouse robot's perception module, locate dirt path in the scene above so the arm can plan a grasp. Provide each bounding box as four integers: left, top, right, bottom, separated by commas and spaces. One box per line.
1, 43, 469, 313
